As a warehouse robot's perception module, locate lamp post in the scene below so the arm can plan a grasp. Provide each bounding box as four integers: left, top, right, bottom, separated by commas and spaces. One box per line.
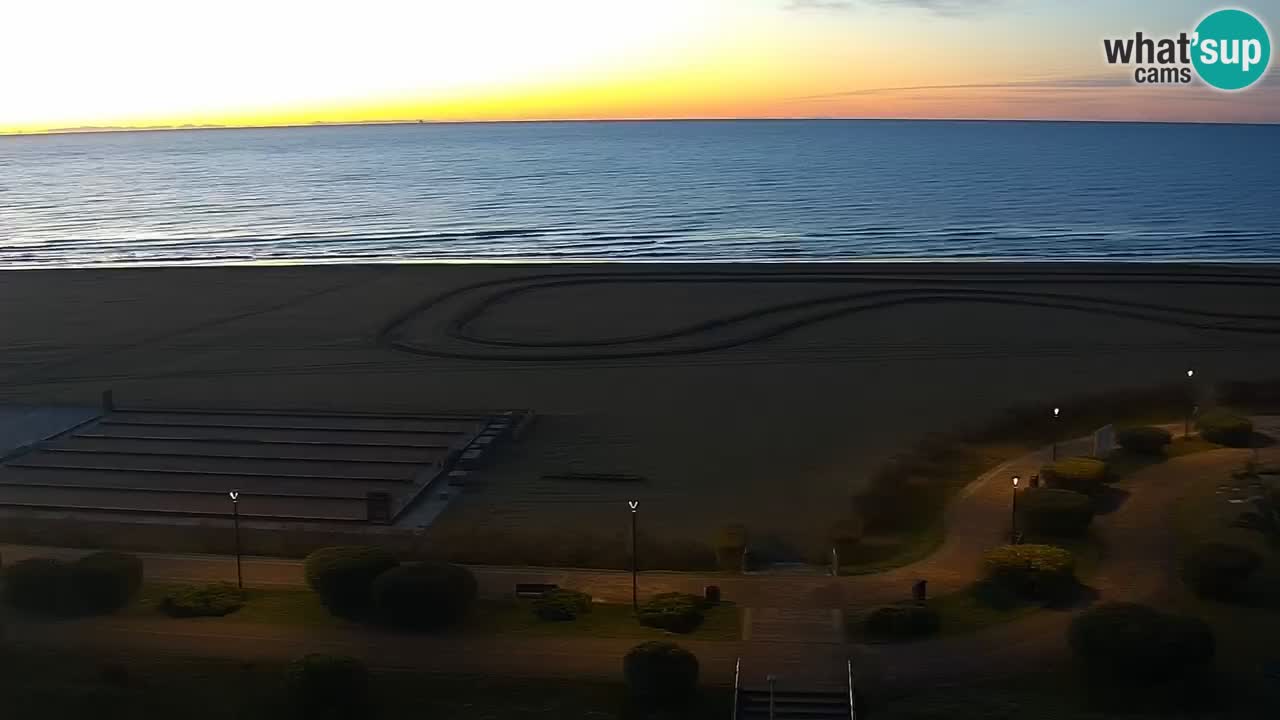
1051, 407, 1061, 461
1185, 369, 1196, 438
229, 490, 243, 590
628, 500, 639, 614
1010, 476, 1021, 544
767, 674, 778, 720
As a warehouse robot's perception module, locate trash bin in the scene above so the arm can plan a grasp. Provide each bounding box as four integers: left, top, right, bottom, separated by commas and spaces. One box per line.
704, 585, 721, 605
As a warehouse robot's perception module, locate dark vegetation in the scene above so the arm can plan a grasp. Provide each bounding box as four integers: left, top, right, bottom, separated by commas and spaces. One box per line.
1018, 488, 1095, 537
636, 593, 708, 634
1041, 457, 1111, 495
2, 551, 143, 616
1069, 602, 1216, 702
1181, 541, 1263, 601
981, 544, 1078, 603
532, 588, 593, 621
158, 582, 245, 618
285, 654, 370, 720
370, 562, 478, 631
622, 641, 700, 708
302, 546, 398, 617
862, 603, 940, 641
1115, 425, 1173, 455
1195, 410, 1255, 447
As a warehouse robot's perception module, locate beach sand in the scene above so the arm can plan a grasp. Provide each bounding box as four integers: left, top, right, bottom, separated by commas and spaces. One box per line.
2, 263, 1279, 557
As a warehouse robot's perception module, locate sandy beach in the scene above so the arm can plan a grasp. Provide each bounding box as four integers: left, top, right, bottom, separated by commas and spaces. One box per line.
3, 263, 1280, 557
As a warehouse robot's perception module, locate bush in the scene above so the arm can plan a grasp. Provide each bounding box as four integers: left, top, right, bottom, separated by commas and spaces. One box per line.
370, 562, 477, 630
623, 641, 699, 706
981, 544, 1077, 603
1181, 541, 1262, 600
1069, 603, 1214, 685
638, 593, 706, 634
285, 653, 370, 720
713, 524, 748, 572
829, 513, 866, 561
1116, 426, 1173, 455
303, 546, 398, 617
1, 558, 74, 615
1196, 410, 1254, 447
1042, 457, 1110, 494
159, 582, 244, 617
72, 551, 143, 614
863, 604, 940, 641
1019, 488, 1095, 537
532, 588, 593, 621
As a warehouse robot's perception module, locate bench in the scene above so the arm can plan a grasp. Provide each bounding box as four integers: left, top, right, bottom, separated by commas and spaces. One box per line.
514, 582, 559, 599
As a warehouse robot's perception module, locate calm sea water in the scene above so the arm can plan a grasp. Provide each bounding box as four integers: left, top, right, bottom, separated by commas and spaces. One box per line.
2, 120, 1278, 267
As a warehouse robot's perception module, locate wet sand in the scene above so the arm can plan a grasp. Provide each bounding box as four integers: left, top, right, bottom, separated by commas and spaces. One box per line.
2, 263, 1279, 554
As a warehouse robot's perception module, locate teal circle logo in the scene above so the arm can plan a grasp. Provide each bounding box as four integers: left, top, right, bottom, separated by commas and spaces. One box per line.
1192, 9, 1271, 90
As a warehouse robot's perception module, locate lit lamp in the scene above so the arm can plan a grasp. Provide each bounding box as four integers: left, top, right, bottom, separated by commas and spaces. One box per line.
1185, 369, 1196, 437
628, 500, 639, 614
1052, 407, 1061, 461
229, 490, 243, 590
1010, 476, 1021, 544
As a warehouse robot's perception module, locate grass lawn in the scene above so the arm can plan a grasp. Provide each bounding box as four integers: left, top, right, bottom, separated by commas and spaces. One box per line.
0, 646, 732, 720
127, 583, 742, 641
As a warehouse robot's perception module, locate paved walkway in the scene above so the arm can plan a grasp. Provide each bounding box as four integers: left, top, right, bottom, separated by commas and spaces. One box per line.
2, 418, 1274, 690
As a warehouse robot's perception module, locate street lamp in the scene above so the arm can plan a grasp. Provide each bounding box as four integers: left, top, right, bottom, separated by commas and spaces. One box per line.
1051, 407, 1061, 461
1010, 476, 1021, 544
628, 500, 639, 613
1185, 369, 1196, 437
229, 490, 243, 590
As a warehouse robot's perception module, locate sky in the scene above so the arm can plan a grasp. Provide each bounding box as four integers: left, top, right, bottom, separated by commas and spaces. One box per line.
1, 0, 1277, 133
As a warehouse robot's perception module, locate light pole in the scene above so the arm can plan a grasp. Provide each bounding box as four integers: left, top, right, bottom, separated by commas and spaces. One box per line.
1051, 407, 1061, 461
767, 674, 778, 720
1185, 369, 1196, 438
229, 490, 243, 590
1010, 476, 1020, 544
628, 500, 639, 614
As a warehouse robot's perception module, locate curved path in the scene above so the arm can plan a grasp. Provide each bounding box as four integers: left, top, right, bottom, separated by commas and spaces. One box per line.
3, 418, 1275, 690
378, 268, 1280, 361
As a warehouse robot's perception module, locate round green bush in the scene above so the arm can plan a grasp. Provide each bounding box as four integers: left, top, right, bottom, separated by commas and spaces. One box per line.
303, 546, 398, 617
73, 551, 143, 614
1196, 410, 1254, 447
863, 604, 940, 641
532, 588, 593, 621
623, 641, 699, 706
1, 558, 74, 615
285, 653, 370, 720
1181, 541, 1261, 600
370, 561, 477, 630
638, 593, 707, 634
981, 544, 1077, 602
159, 582, 244, 618
1042, 457, 1111, 494
713, 524, 748, 572
1019, 488, 1095, 537
1068, 603, 1214, 684
1116, 426, 1173, 455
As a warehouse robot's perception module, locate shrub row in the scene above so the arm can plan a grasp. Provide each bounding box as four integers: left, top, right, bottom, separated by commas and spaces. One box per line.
1069, 603, 1214, 685
1196, 410, 1254, 447
303, 546, 476, 630
533, 589, 593, 621
637, 593, 707, 634
1116, 425, 1173, 455
1181, 541, 1261, 600
1018, 488, 1094, 537
981, 544, 1077, 603
160, 582, 244, 617
2, 552, 142, 616
863, 603, 940, 641
1041, 457, 1111, 495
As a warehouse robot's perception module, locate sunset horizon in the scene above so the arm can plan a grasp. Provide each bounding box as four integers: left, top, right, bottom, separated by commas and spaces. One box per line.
4, 0, 1276, 135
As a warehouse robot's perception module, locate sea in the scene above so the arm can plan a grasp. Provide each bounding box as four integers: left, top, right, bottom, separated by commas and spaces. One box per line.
2, 120, 1278, 267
